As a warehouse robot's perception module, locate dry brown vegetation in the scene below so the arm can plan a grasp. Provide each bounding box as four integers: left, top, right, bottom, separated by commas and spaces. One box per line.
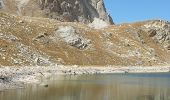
0, 12, 170, 66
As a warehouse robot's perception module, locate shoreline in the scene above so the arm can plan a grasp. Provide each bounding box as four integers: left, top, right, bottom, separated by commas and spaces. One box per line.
0, 65, 170, 91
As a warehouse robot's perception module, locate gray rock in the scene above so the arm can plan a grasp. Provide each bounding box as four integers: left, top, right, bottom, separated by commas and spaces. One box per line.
38, 0, 113, 24
142, 20, 170, 50
1, 0, 113, 24
56, 26, 91, 49
0, 0, 5, 9
148, 29, 157, 37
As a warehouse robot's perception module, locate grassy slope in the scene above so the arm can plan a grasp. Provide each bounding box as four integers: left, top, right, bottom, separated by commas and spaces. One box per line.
0, 13, 169, 66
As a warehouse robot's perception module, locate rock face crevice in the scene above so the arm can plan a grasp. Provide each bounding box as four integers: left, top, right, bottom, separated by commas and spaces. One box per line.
0, 0, 5, 9
0, 0, 113, 24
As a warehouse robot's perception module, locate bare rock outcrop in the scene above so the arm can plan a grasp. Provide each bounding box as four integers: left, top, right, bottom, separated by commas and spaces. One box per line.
0, 0, 5, 9
142, 20, 170, 51
0, 0, 113, 24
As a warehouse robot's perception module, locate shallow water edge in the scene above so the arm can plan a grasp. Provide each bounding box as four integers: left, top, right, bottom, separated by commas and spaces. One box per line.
1, 73, 170, 100
0, 65, 170, 90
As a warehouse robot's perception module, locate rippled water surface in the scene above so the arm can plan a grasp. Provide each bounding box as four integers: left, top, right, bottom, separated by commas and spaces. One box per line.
1, 73, 170, 100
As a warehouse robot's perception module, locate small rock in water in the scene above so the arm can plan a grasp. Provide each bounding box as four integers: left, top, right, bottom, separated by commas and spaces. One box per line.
125, 71, 129, 74
40, 83, 48, 88
44, 84, 48, 87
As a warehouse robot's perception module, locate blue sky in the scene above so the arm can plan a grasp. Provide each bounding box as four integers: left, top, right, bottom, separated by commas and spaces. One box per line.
104, 0, 170, 24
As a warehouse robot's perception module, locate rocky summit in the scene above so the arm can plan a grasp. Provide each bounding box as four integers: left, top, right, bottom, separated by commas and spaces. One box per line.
0, 0, 170, 66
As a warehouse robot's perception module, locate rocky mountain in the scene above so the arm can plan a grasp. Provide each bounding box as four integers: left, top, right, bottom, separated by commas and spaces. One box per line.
0, 0, 113, 24
0, 0, 170, 66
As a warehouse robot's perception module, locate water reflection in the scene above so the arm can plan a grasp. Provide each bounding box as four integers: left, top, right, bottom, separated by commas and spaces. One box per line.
1, 73, 170, 100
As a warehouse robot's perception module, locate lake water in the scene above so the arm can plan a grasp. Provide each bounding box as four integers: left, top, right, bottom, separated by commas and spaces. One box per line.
1, 73, 170, 100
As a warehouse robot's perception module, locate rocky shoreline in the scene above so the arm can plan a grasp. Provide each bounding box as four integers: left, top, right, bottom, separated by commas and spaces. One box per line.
0, 65, 170, 91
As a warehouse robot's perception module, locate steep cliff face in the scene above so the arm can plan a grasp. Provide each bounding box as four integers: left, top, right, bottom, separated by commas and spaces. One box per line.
0, 0, 113, 24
